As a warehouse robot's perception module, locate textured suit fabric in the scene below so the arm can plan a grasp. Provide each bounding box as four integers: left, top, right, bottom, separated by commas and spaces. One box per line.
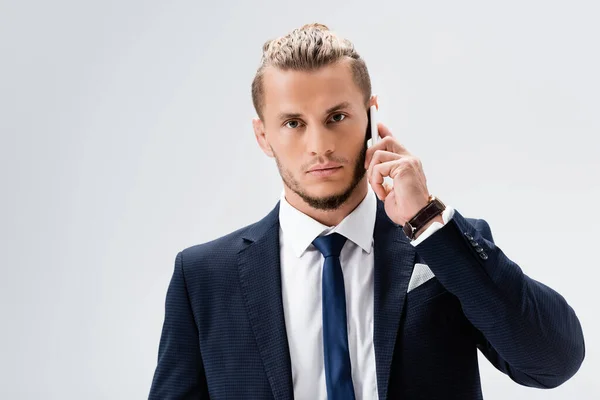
149, 197, 585, 399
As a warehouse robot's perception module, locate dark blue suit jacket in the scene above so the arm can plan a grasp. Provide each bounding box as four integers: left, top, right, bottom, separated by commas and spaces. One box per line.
149, 198, 585, 399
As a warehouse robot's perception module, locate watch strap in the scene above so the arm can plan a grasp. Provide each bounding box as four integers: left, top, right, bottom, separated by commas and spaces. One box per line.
402, 195, 446, 239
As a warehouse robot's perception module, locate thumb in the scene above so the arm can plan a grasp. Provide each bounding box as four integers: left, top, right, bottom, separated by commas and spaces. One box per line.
383, 181, 393, 196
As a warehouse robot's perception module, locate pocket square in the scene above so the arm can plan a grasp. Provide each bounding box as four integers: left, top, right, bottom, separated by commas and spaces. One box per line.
407, 263, 435, 293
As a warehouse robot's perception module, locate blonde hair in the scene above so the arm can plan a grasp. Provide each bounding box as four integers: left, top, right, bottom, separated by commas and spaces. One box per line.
251, 23, 372, 120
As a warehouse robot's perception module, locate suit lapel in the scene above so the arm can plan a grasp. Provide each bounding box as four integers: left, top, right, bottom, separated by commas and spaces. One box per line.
236, 197, 415, 400
238, 201, 294, 400
373, 198, 417, 400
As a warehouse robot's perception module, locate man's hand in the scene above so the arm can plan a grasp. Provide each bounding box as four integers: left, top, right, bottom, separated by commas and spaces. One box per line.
364, 122, 436, 229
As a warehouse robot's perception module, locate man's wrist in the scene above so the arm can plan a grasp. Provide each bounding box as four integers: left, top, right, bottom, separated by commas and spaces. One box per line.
403, 195, 446, 240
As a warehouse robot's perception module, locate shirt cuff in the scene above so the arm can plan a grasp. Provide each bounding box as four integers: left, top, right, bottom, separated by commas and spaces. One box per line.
410, 206, 455, 247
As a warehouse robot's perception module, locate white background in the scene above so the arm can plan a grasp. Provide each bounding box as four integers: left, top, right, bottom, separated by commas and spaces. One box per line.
1, 0, 598, 398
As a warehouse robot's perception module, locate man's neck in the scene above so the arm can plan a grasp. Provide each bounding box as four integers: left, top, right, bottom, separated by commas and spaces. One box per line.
283, 179, 369, 227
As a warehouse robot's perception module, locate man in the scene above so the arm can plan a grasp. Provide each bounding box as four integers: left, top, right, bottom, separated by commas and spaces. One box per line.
148, 23, 585, 399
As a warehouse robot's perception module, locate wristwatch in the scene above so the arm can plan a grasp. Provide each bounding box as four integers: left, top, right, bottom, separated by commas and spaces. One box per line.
402, 195, 446, 240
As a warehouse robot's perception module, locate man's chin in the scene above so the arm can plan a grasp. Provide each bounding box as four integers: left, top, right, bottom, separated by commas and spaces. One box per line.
296, 182, 358, 209
303, 182, 348, 199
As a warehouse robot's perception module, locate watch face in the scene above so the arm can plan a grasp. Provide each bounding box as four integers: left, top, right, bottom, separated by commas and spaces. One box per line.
434, 198, 446, 210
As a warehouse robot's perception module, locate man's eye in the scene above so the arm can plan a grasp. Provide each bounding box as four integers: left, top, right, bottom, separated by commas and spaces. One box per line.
285, 120, 301, 129
331, 114, 346, 123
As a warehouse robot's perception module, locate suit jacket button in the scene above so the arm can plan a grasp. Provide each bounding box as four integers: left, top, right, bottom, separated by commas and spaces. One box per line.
479, 252, 488, 260
469, 240, 478, 247
464, 232, 474, 240
475, 246, 484, 253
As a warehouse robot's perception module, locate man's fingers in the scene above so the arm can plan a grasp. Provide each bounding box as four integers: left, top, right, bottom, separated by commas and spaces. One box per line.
376, 122, 393, 138
370, 178, 386, 201
367, 150, 401, 180
383, 181, 394, 197
370, 160, 397, 200
371, 161, 395, 185
365, 137, 410, 170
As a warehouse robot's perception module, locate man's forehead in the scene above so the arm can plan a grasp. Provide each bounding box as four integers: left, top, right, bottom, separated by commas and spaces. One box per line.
262, 64, 363, 115
262, 62, 355, 89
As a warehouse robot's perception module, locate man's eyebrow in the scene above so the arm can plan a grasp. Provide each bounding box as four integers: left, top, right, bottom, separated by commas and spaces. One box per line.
276, 101, 352, 121
325, 101, 352, 114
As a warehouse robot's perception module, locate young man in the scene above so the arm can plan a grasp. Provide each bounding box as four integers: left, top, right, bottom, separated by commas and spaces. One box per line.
149, 23, 584, 399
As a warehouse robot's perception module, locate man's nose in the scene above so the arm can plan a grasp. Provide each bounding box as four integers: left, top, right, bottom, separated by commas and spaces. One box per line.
305, 124, 336, 155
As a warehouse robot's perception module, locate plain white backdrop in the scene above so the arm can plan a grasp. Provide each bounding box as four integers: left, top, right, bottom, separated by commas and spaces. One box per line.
1, 0, 598, 398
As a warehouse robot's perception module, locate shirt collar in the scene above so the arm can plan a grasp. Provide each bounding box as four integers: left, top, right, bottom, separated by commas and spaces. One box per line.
278, 185, 377, 258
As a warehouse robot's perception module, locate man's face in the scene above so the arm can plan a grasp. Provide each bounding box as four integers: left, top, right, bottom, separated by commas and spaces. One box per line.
254, 60, 372, 211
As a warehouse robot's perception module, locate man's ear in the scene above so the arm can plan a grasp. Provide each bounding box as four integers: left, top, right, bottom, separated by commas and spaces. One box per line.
369, 94, 379, 110
252, 117, 274, 158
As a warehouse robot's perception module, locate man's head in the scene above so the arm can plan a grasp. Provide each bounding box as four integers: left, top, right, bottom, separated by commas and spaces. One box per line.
252, 23, 377, 211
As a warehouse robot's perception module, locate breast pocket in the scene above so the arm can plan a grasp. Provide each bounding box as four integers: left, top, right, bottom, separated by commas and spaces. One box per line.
406, 276, 449, 307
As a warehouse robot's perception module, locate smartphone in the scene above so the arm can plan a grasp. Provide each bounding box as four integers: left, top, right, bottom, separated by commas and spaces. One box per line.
366, 104, 379, 148
365, 102, 393, 190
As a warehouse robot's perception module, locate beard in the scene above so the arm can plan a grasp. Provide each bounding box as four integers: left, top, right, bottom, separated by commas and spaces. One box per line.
272, 141, 368, 211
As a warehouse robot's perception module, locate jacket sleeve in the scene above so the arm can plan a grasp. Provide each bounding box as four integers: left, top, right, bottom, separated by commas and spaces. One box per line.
413, 209, 585, 389
148, 251, 210, 399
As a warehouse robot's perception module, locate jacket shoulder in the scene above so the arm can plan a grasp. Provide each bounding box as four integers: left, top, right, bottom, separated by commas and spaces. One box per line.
179, 221, 257, 265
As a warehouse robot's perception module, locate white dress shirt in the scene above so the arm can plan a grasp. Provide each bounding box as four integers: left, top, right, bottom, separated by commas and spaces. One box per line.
278, 185, 455, 399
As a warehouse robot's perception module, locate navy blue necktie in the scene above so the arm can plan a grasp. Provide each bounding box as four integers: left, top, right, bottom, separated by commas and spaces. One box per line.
312, 232, 356, 400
